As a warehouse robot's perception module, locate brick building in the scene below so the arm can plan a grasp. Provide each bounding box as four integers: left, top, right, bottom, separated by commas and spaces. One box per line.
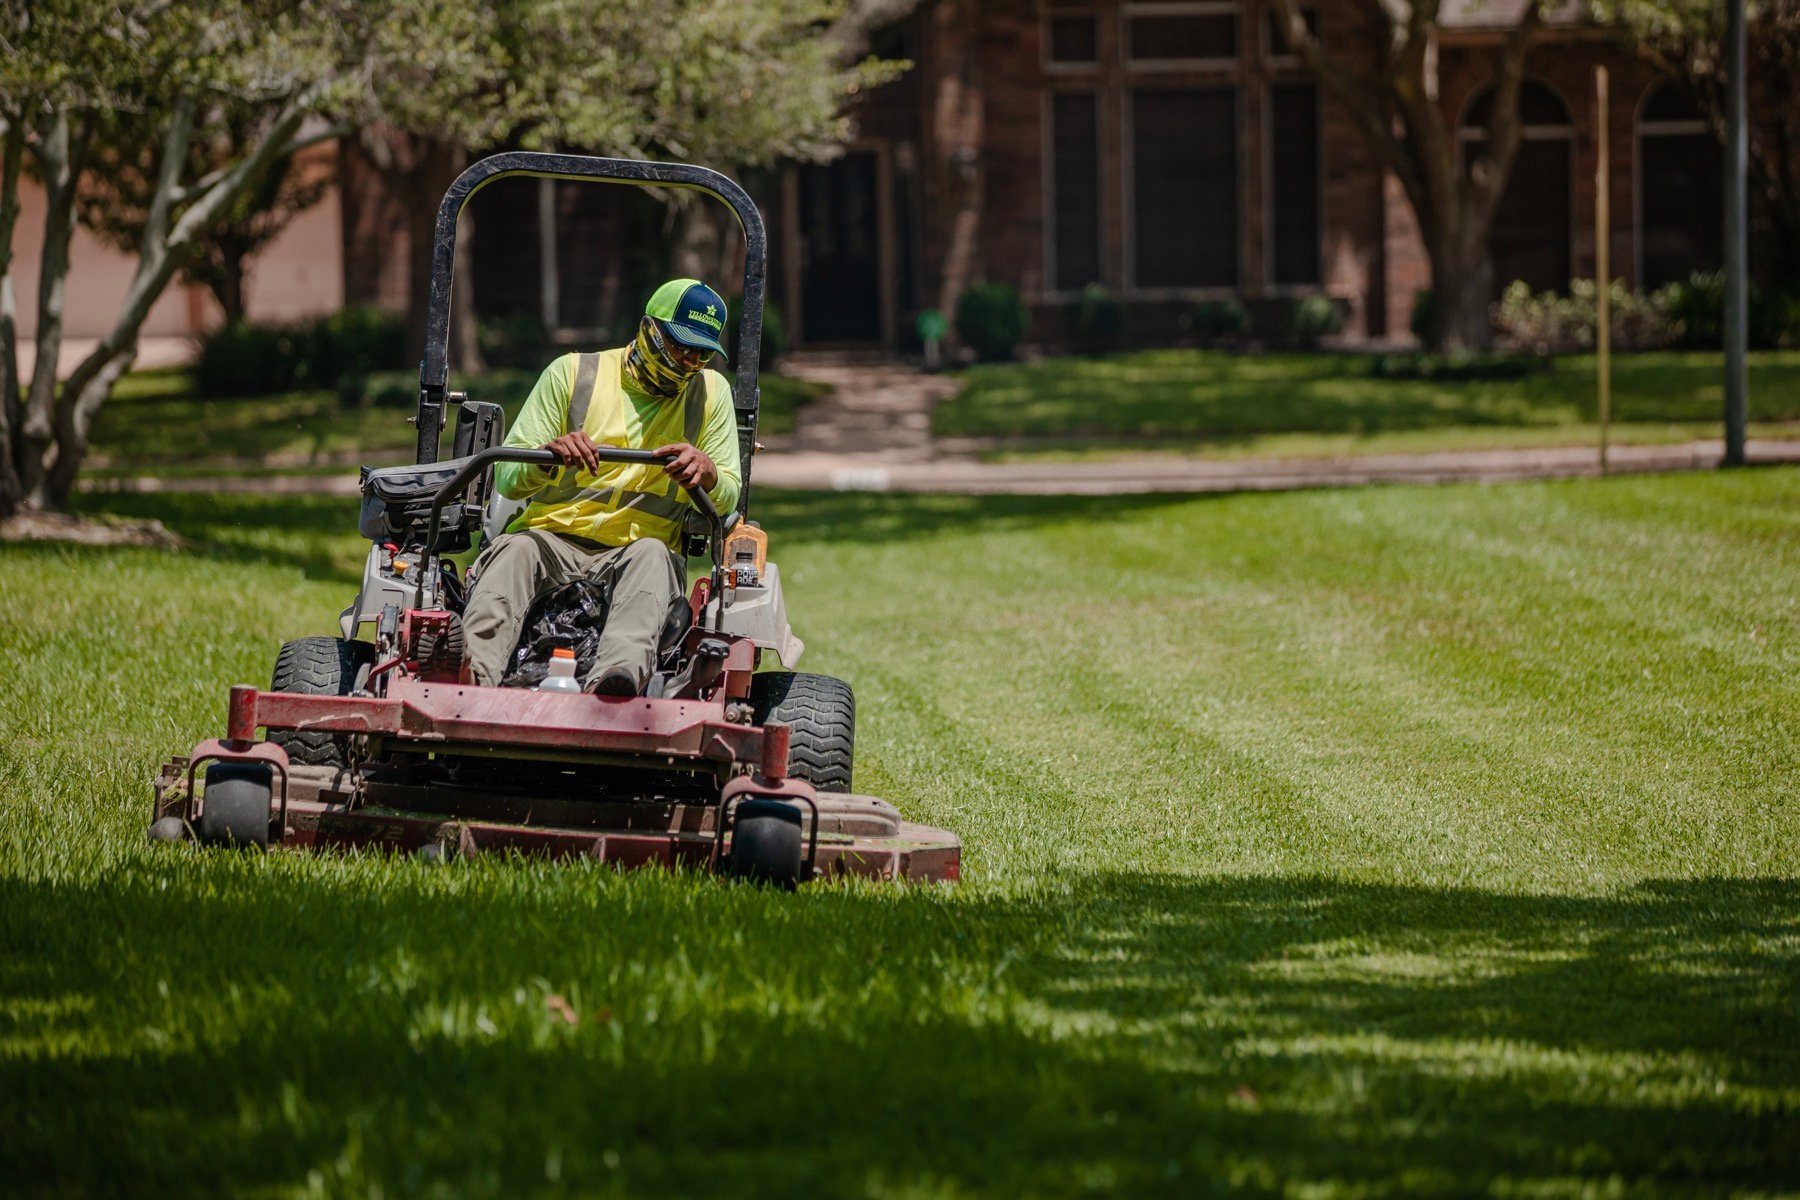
19, 1, 1727, 356
751, 0, 1724, 350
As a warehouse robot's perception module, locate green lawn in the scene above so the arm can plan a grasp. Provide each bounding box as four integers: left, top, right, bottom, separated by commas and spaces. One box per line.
936, 350, 1800, 458
3, 471, 1797, 1195
92, 367, 827, 471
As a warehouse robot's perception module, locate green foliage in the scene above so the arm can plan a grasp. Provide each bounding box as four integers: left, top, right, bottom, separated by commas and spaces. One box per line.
955, 282, 1028, 362
1068, 284, 1123, 352
195, 308, 407, 397
1282, 294, 1345, 347
191, 322, 306, 397
1495, 278, 1681, 353
1658, 271, 1800, 350
1189, 298, 1248, 344
1410, 288, 1437, 343
3, 469, 1797, 1193
477, 314, 553, 371
1759, 287, 1800, 349
727, 296, 787, 372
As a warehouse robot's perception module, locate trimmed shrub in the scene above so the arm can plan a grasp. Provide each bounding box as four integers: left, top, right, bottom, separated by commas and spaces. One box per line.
193, 321, 306, 396
194, 306, 406, 397
1658, 273, 1724, 348
478, 313, 552, 369
955, 282, 1028, 362
1284, 295, 1345, 348
308, 307, 407, 383
1189, 298, 1248, 345
1757, 288, 1800, 350
1069, 284, 1123, 352
1494, 279, 1677, 354
1409, 289, 1437, 343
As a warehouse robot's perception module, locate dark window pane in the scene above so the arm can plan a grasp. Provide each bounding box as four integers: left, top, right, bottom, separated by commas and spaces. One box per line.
1265, 8, 1318, 58
1127, 13, 1236, 61
1642, 83, 1704, 124
1051, 92, 1103, 290
1477, 137, 1571, 294
1270, 83, 1320, 285
1048, 15, 1098, 63
799, 153, 883, 342
1133, 88, 1238, 287
1641, 131, 1722, 286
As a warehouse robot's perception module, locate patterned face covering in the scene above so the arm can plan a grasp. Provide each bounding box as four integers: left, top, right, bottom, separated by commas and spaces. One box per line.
623, 316, 702, 399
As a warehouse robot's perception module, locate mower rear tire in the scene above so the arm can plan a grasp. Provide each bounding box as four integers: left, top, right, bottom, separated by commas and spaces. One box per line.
725, 798, 805, 888
750, 672, 854, 792
269, 636, 376, 767
197, 762, 272, 849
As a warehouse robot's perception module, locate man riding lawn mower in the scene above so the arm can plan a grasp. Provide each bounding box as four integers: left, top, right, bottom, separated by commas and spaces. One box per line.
464, 277, 742, 699
150, 154, 960, 887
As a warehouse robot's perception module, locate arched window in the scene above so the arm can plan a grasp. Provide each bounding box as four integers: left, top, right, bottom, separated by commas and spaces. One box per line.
1637, 82, 1722, 287
1459, 80, 1573, 295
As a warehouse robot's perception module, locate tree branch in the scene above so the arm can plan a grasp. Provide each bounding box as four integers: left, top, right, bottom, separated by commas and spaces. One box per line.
1460, 0, 1544, 248
172, 118, 353, 205
1269, 0, 1431, 217
47, 87, 326, 502
139, 96, 196, 259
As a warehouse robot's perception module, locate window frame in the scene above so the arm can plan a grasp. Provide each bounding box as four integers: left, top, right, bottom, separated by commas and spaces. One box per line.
1120, 0, 1242, 72
1043, 7, 1102, 73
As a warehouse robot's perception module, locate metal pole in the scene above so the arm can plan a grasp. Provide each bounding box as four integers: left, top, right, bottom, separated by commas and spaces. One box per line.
1723, 0, 1749, 465
537, 178, 560, 333
1596, 66, 1611, 477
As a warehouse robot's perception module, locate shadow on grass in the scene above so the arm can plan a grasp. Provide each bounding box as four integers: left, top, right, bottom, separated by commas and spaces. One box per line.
70, 490, 366, 587
70, 486, 1211, 574
2, 866, 1792, 1195
750, 488, 1206, 549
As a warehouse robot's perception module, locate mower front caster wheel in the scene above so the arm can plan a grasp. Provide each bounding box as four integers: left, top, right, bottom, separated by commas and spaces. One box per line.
197, 762, 273, 850
147, 816, 191, 845
725, 799, 806, 889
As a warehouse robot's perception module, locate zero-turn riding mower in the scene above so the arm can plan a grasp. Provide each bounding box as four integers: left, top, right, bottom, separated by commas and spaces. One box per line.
149, 153, 960, 887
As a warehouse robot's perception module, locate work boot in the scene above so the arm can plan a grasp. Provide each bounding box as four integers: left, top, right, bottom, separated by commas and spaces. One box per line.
586, 667, 638, 697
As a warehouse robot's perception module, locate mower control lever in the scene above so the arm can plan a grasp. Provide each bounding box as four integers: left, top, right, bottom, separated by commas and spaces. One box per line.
417, 445, 728, 624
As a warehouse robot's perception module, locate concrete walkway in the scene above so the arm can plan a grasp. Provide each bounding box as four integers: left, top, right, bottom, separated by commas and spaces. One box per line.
774, 352, 959, 461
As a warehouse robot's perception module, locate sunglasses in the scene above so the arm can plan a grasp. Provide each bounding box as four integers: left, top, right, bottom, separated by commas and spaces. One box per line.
648, 318, 710, 367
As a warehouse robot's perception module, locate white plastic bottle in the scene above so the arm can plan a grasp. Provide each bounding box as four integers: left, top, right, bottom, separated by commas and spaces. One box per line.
538, 648, 582, 693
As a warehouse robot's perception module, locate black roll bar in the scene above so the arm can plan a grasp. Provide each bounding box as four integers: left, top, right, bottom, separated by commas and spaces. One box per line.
418, 446, 727, 627
416, 153, 767, 517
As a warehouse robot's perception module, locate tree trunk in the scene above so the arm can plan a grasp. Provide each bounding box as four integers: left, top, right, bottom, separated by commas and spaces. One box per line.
44, 348, 134, 506
208, 246, 249, 324
0, 119, 25, 514
19, 112, 87, 507
29, 94, 307, 510
1425, 251, 1496, 352
671, 202, 731, 283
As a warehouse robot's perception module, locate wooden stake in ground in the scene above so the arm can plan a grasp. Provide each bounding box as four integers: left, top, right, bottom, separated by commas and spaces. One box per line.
1595, 66, 1611, 477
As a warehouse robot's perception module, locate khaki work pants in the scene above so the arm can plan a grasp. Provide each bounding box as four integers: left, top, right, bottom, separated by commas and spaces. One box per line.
462, 530, 682, 690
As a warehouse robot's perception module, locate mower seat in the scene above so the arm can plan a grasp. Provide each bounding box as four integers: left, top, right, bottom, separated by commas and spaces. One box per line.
360, 461, 473, 552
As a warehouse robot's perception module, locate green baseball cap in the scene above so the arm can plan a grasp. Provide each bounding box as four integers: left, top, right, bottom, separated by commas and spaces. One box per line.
646, 278, 729, 359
